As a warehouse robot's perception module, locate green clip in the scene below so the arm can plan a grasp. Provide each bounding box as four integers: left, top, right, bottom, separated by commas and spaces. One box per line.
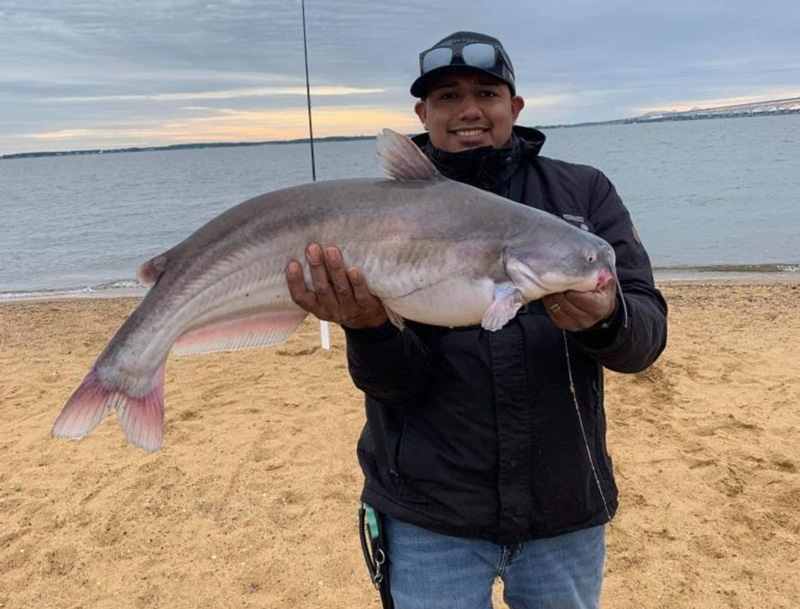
363, 503, 381, 542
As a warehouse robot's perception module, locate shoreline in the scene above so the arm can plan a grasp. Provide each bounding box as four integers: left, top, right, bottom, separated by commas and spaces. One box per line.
2, 268, 798, 303
653, 269, 800, 283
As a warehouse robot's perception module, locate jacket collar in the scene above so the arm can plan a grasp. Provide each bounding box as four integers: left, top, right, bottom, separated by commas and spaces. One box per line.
410, 126, 546, 193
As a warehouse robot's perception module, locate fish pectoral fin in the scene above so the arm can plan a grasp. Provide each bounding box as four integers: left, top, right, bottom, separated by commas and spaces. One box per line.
376, 129, 440, 181
383, 304, 405, 330
173, 309, 307, 355
481, 285, 524, 332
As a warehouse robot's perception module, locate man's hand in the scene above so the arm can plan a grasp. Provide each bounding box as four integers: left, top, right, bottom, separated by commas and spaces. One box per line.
541, 278, 617, 332
286, 244, 389, 330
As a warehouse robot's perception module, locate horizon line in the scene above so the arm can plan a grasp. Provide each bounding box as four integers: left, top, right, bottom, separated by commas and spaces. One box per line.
4, 96, 800, 159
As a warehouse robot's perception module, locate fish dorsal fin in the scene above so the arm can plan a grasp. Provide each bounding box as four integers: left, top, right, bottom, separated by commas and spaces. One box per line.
376, 129, 440, 181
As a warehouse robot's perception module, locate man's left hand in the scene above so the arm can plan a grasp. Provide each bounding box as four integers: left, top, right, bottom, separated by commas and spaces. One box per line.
541, 278, 617, 332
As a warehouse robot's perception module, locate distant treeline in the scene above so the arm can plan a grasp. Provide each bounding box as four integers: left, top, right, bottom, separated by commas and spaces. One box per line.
1, 134, 378, 160
5, 106, 800, 159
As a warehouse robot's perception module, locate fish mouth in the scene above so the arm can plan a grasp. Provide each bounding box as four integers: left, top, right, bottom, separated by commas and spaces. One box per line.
595, 267, 613, 291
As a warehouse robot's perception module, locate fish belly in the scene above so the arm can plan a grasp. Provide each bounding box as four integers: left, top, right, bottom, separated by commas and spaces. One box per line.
383, 276, 496, 327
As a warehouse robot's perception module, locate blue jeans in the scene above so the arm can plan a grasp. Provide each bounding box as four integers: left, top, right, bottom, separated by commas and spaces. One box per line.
384, 516, 605, 609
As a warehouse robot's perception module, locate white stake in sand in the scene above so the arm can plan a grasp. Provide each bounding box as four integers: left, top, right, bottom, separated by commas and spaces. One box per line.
320, 320, 331, 350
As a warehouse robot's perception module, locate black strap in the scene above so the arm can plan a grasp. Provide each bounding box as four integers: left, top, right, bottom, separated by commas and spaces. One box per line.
358, 504, 394, 609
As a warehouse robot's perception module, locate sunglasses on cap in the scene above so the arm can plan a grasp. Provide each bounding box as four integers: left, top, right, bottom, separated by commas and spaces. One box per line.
420, 40, 512, 76
411, 37, 516, 98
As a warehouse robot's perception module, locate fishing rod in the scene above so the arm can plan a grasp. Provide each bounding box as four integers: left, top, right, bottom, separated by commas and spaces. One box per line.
301, 0, 330, 349
301, 0, 317, 182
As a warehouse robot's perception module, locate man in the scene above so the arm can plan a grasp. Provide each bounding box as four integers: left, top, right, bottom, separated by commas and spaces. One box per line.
286, 31, 667, 609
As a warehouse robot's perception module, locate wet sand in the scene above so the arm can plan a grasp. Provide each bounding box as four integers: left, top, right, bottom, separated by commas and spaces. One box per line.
1, 282, 798, 608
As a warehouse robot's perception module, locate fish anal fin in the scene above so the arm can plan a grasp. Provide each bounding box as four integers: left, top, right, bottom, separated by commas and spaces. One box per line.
137, 254, 168, 286
376, 129, 440, 181
481, 284, 523, 332
173, 310, 307, 356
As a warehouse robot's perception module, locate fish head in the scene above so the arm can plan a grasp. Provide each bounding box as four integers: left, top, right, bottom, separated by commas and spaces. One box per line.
504, 232, 618, 301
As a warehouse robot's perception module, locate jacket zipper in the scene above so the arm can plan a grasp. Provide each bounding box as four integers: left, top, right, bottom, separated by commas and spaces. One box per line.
389, 420, 406, 485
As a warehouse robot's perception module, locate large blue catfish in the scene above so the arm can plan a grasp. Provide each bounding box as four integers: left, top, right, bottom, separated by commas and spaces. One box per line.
52, 130, 620, 452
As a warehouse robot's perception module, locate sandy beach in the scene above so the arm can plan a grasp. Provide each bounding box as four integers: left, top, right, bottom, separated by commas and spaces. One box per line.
1, 281, 798, 609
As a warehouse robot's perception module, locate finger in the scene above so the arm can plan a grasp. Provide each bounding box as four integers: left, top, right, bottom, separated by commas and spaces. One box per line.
543, 293, 589, 332
286, 260, 319, 312
348, 268, 379, 308
551, 293, 585, 319
306, 244, 337, 309
324, 247, 357, 307
557, 290, 616, 331
563, 284, 616, 320
348, 268, 389, 327
543, 294, 567, 317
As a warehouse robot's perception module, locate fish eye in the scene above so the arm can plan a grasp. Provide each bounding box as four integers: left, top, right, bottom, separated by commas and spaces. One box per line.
586, 252, 596, 264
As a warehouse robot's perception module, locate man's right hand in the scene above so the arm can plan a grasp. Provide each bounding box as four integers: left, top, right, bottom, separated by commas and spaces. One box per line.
286, 244, 389, 330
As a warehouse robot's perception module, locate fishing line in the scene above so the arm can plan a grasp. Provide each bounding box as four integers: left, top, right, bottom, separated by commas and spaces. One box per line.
300, 0, 330, 349
562, 330, 613, 522
301, 0, 317, 182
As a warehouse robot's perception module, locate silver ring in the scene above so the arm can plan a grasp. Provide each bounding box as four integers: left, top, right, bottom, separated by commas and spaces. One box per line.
548, 302, 561, 312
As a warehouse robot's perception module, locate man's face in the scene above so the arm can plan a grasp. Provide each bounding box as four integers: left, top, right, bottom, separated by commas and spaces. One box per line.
414, 69, 525, 153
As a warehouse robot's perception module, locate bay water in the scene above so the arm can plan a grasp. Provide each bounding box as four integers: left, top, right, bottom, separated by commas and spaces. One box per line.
1, 115, 798, 298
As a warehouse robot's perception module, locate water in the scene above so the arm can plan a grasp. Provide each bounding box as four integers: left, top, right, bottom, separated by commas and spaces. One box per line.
541, 116, 800, 270
1, 115, 799, 297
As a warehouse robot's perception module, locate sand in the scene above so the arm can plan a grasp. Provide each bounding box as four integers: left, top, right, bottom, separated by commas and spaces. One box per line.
0, 282, 798, 609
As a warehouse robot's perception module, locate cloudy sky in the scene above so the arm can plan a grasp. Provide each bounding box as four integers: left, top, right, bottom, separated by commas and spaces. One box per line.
1, 0, 798, 154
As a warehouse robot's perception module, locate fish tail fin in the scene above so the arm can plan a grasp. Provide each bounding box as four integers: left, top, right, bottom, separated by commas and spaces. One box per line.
52, 362, 167, 453
52, 367, 113, 441
116, 363, 166, 452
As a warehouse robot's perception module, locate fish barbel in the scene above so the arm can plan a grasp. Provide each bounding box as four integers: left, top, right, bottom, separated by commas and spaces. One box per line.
52, 129, 619, 452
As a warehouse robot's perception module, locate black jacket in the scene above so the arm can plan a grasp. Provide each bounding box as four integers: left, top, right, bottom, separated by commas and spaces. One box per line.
344, 126, 668, 544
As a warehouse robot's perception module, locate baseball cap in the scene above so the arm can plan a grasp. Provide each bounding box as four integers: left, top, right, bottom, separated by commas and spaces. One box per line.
410, 31, 516, 98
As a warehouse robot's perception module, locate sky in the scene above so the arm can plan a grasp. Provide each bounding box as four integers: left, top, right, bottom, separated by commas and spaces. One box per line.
1, 0, 799, 155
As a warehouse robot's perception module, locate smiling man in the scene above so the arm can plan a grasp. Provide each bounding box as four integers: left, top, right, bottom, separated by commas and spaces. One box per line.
287, 31, 667, 609
413, 70, 525, 151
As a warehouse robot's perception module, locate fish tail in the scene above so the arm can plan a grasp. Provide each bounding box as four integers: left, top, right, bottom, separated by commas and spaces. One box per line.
52, 362, 167, 453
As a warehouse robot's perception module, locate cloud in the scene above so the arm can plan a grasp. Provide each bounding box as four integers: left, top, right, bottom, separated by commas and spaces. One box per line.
2, 0, 799, 153
18, 104, 422, 148
45, 86, 386, 103
27, 128, 97, 140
